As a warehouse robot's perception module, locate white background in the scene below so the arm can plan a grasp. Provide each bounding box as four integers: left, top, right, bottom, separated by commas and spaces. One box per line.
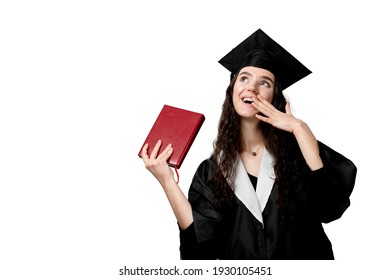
1, 0, 389, 279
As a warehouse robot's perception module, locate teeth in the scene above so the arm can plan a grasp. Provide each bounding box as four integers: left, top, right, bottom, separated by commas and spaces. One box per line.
243, 97, 253, 104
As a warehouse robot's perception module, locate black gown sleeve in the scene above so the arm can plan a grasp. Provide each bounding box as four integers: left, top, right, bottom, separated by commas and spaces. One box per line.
179, 159, 224, 260
300, 141, 357, 223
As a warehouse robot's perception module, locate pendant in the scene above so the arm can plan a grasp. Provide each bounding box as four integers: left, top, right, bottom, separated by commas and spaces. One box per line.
251, 152, 257, 156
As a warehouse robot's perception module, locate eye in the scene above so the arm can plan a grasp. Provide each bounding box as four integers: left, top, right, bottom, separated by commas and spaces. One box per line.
259, 81, 270, 88
239, 76, 249, 83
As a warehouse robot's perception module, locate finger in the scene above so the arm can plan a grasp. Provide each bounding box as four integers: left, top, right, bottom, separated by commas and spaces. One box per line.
254, 97, 276, 116
250, 97, 261, 111
140, 143, 151, 167
150, 139, 162, 159
161, 145, 174, 162
285, 101, 292, 115
157, 143, 172, 160
141, 143, 149, 160
256, 95, 274, 109
255, 113, 271, 124
253, 97, 272, 116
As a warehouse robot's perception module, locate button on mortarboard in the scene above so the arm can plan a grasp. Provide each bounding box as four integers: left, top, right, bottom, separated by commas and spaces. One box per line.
218, 29, 311, 90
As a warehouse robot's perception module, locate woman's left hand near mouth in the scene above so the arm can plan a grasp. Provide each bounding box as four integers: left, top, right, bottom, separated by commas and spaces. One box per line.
252, 95, 304, 133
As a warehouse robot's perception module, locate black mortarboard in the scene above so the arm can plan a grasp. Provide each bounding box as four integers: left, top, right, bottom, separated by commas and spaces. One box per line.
218, 29, 311, 90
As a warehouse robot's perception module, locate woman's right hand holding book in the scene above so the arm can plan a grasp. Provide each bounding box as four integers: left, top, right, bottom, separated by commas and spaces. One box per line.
141, 139, 175, 186
141, 139, 193, 229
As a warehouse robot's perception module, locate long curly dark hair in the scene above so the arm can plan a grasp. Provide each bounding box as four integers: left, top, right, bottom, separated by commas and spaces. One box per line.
210, 74, 305, 223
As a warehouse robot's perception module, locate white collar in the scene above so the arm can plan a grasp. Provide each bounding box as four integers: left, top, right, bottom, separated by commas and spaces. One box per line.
233, 148, 275, 224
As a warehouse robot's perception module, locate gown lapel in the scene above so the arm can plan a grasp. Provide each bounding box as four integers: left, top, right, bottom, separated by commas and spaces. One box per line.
234, 148, 275, 225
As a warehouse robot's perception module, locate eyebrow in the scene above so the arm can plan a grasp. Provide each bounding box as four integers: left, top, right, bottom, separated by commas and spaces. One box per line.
239, 71, 274, 84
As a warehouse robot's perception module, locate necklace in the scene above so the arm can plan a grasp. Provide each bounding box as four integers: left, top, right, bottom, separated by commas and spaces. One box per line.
242, 145, 264, 157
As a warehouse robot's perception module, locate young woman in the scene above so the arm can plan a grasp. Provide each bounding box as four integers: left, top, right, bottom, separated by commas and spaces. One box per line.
141, 29, 357, 259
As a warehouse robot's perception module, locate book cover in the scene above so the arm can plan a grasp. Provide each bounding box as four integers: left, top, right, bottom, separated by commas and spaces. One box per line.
138, 105, 205, 169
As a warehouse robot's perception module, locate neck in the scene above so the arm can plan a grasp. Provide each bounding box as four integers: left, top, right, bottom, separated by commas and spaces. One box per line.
240, 119, 265, 152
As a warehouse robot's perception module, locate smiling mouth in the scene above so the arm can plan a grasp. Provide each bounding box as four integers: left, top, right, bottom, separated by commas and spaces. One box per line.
243, 97, 253, 104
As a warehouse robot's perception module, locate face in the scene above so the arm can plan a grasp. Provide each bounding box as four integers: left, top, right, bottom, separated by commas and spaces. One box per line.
232, 66, 275, 119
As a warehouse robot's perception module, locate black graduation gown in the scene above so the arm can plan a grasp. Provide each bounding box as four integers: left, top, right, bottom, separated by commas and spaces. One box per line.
179, 142, 357, 260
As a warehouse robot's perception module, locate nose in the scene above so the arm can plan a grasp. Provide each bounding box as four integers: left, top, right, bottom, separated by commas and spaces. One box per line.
247, 83, 258, 94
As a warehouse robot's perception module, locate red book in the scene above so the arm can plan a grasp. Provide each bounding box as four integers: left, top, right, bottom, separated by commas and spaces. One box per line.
138, 105, 205, 169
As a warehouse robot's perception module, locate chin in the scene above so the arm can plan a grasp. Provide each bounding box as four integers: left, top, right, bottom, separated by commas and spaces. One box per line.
239, 113, 261, 122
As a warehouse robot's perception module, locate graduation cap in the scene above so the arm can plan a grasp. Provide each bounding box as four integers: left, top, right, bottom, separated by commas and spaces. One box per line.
219, 29, 311, 90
